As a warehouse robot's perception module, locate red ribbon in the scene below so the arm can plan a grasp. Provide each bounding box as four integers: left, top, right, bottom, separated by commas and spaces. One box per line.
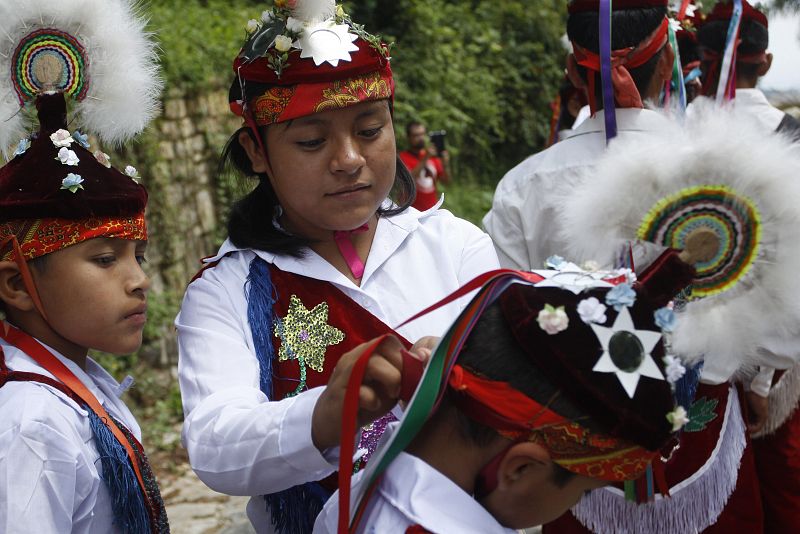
0, 322, 156, 529
572, 17, 670, 114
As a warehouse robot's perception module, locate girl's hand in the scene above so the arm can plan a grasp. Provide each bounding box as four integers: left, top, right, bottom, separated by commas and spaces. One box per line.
312, 336, 405, 451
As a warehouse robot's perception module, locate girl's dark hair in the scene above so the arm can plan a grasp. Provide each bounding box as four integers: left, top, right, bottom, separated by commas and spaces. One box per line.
698, 19, 768, 80
567, 7, 669, 105
220, 113, 415, 257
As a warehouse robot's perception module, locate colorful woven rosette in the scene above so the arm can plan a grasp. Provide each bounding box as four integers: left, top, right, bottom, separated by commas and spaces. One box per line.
11, 28, 89, 104
637, 185, 761, 298
0, 0, 162, 156
562, 105, 800, 381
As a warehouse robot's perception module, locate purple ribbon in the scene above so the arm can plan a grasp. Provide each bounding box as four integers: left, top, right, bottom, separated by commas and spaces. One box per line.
599, 0, 617, 141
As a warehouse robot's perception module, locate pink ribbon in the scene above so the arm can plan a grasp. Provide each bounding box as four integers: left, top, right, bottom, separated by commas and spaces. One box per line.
334, 223, 370, 279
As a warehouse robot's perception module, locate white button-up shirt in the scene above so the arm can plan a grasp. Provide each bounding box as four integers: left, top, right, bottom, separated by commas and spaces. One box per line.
483, 108, 672, 271
176, 205, 499, 532
0, 335, 141, 534
314, 450, 516, 534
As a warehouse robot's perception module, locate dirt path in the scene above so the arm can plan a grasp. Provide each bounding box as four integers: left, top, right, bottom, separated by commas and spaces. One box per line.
161, 465, 254, 534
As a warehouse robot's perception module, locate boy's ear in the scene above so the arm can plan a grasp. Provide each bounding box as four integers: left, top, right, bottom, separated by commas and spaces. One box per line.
757, 53, 773, 77
0, 261, 36, 313
496, 441, 551, 490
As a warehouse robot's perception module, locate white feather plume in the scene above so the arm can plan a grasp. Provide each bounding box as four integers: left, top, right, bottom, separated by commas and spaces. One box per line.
292, 0, 336, 23
0, 0, 162, 157
560, 101, 800, 382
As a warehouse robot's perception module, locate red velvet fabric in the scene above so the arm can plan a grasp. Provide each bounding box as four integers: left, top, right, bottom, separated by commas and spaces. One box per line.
753, 403, 800, 534
704, 0, 768, 29
268, 265, 410, 401
0, 94, 147, 222
234, 37, 390, 87
499, 284, 675, 452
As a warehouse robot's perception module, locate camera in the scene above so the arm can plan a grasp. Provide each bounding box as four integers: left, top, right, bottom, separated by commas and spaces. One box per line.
429, 130, 447, 154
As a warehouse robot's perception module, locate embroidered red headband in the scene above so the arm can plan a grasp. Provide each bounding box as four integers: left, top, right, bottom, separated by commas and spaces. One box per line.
572, 17, 670, 113
449, 364, 658, 482
0, 214, 147, 262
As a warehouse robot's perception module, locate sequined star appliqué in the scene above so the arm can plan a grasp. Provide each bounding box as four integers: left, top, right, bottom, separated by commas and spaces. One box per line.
274, 295, 345, 377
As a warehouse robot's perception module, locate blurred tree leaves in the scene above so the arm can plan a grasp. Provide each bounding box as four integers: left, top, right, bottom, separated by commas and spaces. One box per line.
148, 0, 567, 184
347, 0, 567, 184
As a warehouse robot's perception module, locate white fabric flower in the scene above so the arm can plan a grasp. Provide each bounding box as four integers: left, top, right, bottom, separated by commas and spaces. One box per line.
56, 147, 80, 166
125, 165, 140, 182
666, 406, 690, 431
274, 35, 293, 52
286, 16, 305, 33
663, 355, 686, 384
50, 129, 74, 148
246, 19, 260, 33
94, 150, 112, 168
577, 297, 607, 324
60, 173, 84, 193
537, 304, 569, 335
261, 10, 274, 23
582, 260, 601, 272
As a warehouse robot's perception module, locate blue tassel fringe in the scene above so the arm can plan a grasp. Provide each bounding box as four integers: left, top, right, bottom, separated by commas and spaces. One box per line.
248, 258, 330, 534
88, 410, 151, 534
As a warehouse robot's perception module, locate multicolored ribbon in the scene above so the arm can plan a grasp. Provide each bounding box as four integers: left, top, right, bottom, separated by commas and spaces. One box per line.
715, 0, 743, 102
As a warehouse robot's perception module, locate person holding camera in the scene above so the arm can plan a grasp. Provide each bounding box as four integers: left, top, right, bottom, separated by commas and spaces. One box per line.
400, 121, 451, 211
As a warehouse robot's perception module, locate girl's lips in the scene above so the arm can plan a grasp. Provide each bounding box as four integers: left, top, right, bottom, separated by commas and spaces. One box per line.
328, 184, 370, 196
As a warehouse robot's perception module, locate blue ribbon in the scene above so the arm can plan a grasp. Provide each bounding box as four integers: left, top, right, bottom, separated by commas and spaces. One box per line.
599, 0, 617, 141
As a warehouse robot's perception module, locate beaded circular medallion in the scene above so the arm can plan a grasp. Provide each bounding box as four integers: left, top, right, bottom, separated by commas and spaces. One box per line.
637, 185, 761, 298
11, 29, 88, 103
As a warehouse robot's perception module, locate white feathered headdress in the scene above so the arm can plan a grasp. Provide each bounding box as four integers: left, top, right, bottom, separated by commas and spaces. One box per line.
561, 102, 800, 383
0, 0, 162, 157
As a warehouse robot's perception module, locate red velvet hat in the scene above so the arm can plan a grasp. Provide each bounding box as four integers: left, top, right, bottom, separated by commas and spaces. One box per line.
0, 94, 147, 261
705, 0, 768, 29
229, 0, 393, 127
500, 252, 696, 452
0, 2, 161, 262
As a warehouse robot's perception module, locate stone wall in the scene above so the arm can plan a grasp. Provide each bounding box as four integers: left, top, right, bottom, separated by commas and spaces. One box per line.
127, 88, 244, 366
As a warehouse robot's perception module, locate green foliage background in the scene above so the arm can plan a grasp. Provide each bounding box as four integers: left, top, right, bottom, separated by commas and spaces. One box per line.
147, 0, 566, 222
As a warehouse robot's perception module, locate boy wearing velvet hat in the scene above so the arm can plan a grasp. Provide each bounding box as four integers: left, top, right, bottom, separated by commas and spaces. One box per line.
315, 256, 695, 533
0, 1, 167, 532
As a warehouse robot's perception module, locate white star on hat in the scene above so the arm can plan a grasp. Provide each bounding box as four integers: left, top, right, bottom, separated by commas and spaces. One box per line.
589, 307, 665, 398
295, 20, 359, 67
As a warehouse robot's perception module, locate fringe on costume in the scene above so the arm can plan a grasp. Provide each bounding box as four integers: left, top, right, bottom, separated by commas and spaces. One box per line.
88, 410, 151, 534
753, 363, 800, 438
571, 386, 746, 534
247, 257, 330, 534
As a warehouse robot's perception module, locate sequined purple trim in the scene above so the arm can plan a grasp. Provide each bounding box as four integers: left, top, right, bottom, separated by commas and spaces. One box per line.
357, 412, 396, 467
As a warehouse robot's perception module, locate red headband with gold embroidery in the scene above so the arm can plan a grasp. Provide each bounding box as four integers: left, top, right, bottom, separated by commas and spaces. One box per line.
0, 214, 147, 262
449, 364, 658, 483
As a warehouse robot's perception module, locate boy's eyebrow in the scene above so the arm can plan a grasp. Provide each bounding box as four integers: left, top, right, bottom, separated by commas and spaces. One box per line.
286, 102, 387, 129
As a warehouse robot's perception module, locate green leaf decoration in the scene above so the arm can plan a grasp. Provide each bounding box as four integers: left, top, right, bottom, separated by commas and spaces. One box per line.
684, 397, 719, 433
240, 20, 287, 62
